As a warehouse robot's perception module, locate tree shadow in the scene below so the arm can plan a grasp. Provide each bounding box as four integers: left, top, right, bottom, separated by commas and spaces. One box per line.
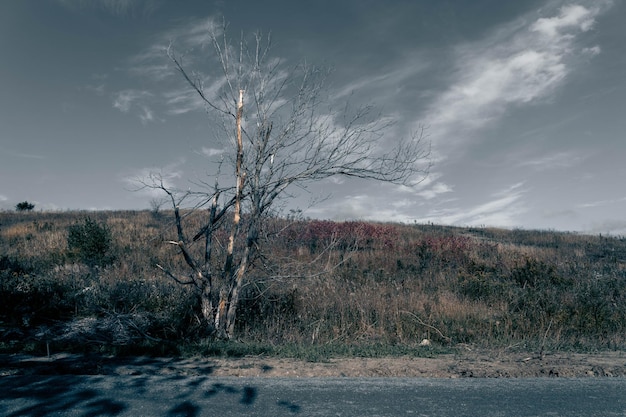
0, 354, 301, 415
167, 400, 200, 417
277, 399, 302, 413
0, 375, 126, 416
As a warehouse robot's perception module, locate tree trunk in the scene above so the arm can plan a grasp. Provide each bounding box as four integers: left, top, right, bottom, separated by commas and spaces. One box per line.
200, 280, 215, 334
217, 88, 246, 340
214, 288, 229, 338
224, 244, 251, 338
223, 89, 245, 277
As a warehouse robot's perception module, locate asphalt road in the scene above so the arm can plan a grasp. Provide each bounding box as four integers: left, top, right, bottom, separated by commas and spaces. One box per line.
1, 375, 625, 416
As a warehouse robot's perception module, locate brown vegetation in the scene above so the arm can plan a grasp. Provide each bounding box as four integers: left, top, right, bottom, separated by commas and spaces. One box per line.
150, 26, 429, 340
1, 210, 625, 358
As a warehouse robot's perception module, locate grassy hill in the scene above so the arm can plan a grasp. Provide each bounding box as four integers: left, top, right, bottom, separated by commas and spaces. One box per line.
1, 210, 625, 358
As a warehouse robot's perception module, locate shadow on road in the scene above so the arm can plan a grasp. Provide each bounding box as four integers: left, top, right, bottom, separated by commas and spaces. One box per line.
1, 375, 127, 416
0, 354, 300, 416
0, 354, 216, 376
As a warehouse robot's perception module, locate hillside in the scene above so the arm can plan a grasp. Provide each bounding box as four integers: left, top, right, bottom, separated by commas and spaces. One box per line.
1, 210, 625, 359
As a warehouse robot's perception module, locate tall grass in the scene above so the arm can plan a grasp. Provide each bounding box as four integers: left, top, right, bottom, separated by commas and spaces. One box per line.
1, 210, 625, 357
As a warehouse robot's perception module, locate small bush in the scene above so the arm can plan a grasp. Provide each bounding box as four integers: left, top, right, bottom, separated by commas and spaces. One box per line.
0, 255, 32, 277
509, 258, 561, 289
15, 201, 35, 212
0, 273, 74, 327
67, 217, 114, 267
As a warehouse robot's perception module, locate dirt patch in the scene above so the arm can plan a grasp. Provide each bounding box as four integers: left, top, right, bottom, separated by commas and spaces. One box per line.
2, 349, 625, 378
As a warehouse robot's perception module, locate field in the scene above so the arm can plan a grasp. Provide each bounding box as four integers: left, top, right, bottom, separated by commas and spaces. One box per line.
1, 210, 625, 361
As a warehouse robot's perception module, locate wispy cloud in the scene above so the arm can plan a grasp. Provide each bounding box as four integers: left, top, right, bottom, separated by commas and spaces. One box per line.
424, 2, 611, 153
57, 0, 163, 17
398, 171, 453, 201
1, 145, 45, 159
331, 60, 430, 102
417, 182, 528, 227
163, 87, 209, 115
139, 106, 155, 124
518, 150, 586, 171
128, 16, 221, 81
112, 89, 157, 123
85, 74, 108, 96
122, 159, 186, 198
128, 63, 173, 81
577, 196, 626, 208
416, 182, 454, 200
6, 150, 46, 160
198, 147, 225, 158
586, 219, 626, 235
113, 89, 151, 112
116, 15, 226, 119
307, 194, 417, 223
582, 45, 601, 56
168, 16, 221, 50
85, 84, 106, 96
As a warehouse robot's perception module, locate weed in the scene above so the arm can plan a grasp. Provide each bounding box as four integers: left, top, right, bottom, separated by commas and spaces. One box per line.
67, 217, 114, 268
1, 211, 625, 356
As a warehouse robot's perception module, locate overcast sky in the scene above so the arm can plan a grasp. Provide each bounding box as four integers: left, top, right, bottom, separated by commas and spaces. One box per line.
1, 0, 625, 234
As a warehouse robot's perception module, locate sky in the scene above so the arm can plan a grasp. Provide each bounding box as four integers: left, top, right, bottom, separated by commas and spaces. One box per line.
1, 0, 625, 235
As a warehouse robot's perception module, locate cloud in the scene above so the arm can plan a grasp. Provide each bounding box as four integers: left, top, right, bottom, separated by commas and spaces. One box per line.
530, 4, 596, 36
163, 87, 209, 115
586, 219, 626, 236
6, 150, 45, 160
128, 63, 173, 81
331, 60, 430, 102
122, 159, 186, 198
199, 147, 225, 157
85, 83, 106, 96
541, 208, 578, 220
128, 16, 221, 81
112, 90, 156, 122
170, 16, 221, 49
324, 177, 345, 185
424, 2, 610, 153
85, 74, 107, 96
417, 182, 527, 227
307, 194, 417, 223
119, 15, 230, 118
113, 89, 151, 112
582, 45, 601, 56
416, 182, 453, 200
57, 0, 163, 17
518, 151, 585, 171
577, 196, 626, 209
139, 106, 155, 124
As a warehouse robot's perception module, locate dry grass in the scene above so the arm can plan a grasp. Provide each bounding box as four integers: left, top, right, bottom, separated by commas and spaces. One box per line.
1, 210, 625, 356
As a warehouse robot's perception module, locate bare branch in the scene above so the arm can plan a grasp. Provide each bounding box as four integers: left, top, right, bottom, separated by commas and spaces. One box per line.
153, 24, 431, 339
156, 264, 196, 286
167, 42, 234, 118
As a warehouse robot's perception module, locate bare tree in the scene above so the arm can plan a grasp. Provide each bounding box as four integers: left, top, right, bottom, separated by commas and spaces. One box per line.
144, 25, 430, 339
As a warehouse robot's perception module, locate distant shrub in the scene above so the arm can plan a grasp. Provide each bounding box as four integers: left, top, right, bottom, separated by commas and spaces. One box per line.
458, 272, 506, 303
414, 235, 471, 270
67, 217, 114, 267
287, 220, 399, 252
509, 257, 565, 289
15, 201, 35, 212
0, 255, 31, 277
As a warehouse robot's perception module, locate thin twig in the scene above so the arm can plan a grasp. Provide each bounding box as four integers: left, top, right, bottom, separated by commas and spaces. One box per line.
400, 310, 451, 342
